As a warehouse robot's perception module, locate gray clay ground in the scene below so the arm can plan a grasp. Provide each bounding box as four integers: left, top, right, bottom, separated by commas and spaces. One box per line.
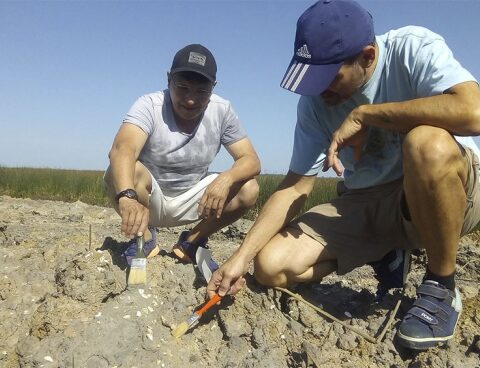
0, 195, 479, 368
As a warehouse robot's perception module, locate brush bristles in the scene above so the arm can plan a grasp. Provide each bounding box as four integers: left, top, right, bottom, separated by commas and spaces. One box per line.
127, 268, 147, 285
128, 258, 147, 285
171, 321, 189, 339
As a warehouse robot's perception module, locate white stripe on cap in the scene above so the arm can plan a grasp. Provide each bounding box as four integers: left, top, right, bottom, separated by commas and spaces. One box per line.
281, 61, 298, 88
282, 62, 303, 90
290, 64, 310, 92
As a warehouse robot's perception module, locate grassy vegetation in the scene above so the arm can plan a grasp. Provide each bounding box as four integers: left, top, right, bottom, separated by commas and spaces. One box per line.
0, 167, 110, 207
0, 167, 339, 220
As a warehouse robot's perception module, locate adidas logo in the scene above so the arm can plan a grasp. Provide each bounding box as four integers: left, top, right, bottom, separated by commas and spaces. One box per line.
296, 44, 311, 59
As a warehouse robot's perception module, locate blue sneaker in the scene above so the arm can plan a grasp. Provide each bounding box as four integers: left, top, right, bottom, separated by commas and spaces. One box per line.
369, 249, 411, 299
172, 230, 208, 263
397, 280, 462, 350
123, 228, 159, 266
172, 231, 218, 282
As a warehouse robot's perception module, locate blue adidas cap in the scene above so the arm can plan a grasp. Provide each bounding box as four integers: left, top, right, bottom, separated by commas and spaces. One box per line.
281, 0, 374, 95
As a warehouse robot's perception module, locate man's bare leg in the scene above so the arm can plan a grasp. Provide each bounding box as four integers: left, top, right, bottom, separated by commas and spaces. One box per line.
403, 126, 467, 281
253, 226, 337, 287
182, 178, 259, 244
398, 125, 467, 349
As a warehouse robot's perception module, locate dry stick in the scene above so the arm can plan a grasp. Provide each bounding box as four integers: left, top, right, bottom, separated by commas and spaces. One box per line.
275, 287, 405, 344
89, 224, 92, 251
276, 286, 405, 344
374, 257, 412, 343
375, 298, 402, 343
275, 287, 377, 343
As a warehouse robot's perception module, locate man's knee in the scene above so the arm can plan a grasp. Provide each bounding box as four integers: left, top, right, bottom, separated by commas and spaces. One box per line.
236, 178, 260, 208
403, 126, 460, 170
253, 260, 280, 287
253, 248, 285, 287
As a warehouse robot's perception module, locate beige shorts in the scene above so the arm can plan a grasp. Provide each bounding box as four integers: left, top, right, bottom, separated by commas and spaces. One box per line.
291, 147, 480, 275
148, 173, 218, 228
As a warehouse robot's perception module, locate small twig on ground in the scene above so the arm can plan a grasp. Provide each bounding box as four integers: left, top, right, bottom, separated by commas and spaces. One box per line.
276, 286, 405, 345
275, 287, 377, 343
375, 298, 402, 343
89, 224, 92, 251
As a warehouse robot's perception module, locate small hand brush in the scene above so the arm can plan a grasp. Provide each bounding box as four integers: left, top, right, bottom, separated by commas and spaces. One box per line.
171, 293, 222, 338
127, 235, 147, 286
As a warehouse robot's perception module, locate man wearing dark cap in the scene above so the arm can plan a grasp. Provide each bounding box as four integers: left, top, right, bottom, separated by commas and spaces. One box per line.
207, 0, 480, 350
105, 44, 260, 281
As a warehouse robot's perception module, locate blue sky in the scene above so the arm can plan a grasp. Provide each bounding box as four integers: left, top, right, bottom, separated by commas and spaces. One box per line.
1, 0, 480, 174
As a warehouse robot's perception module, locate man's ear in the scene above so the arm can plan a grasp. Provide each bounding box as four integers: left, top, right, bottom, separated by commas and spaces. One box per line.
360, 45, 376, 68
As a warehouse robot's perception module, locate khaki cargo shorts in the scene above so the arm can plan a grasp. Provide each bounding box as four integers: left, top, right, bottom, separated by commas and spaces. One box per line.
291, 147, 480, 275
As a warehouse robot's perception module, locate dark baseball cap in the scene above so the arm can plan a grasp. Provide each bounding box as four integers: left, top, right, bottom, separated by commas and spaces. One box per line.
280, 0, 375, 95
170, 44, 217, 83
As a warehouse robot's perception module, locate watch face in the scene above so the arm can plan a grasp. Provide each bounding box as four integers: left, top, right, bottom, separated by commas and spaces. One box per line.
124, 189, 136, 199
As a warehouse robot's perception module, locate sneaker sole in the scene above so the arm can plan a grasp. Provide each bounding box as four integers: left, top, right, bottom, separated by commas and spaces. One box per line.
396, 331, 456, 350
172, 244, 193, 263
146, 245, 160, 259
125, 246, 159, 267
397, 299, 461, 350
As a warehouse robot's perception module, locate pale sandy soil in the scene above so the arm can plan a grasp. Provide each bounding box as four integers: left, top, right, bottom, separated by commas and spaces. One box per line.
0, 196, 479, 367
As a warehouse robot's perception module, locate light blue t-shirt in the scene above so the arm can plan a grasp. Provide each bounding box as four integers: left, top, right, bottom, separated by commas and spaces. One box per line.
123, 90, 246, 196
290, 26, 478, 189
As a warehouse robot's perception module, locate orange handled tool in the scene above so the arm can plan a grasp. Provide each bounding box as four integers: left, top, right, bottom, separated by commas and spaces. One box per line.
171, 294, 222, 338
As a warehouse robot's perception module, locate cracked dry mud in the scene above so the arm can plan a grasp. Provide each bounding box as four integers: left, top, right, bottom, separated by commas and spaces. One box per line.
0, 195, 479, 367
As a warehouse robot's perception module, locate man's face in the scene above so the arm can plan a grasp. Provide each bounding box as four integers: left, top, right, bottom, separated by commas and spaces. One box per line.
320, 60, 367, 106
168, 73, 215, 123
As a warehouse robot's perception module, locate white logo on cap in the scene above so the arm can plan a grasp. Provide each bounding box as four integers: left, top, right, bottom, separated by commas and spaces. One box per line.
296, 44, 311, 59
188, 52, 206, 66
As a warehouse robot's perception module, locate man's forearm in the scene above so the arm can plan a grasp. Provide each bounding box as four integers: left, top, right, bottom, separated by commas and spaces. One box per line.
109, 147, 137, 194
234, 185, 308, 263
356, 83, 480, 135
225, 154, 261, 183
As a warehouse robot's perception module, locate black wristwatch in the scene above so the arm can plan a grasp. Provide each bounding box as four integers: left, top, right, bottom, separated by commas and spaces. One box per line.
115, 188, 138, 203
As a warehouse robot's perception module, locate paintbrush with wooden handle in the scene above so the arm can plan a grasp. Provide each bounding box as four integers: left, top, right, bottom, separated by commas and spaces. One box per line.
127, 235, 147, 286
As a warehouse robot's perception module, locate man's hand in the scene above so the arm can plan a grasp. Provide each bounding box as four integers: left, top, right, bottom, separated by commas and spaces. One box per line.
198, 172, 234, 219
325, 110, 367, 176
118, 197, 149, 238
207, 253, 250, 299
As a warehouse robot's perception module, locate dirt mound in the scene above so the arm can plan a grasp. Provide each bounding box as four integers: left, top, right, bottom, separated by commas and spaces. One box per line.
0, 195, 479, 367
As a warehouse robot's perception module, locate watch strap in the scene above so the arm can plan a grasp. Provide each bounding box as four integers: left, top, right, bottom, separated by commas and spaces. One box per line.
115, 188, 138, 203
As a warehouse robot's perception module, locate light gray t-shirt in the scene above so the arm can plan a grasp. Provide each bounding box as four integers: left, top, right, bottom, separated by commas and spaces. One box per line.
290, 26, 479, 189
123, 90, 247, 196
